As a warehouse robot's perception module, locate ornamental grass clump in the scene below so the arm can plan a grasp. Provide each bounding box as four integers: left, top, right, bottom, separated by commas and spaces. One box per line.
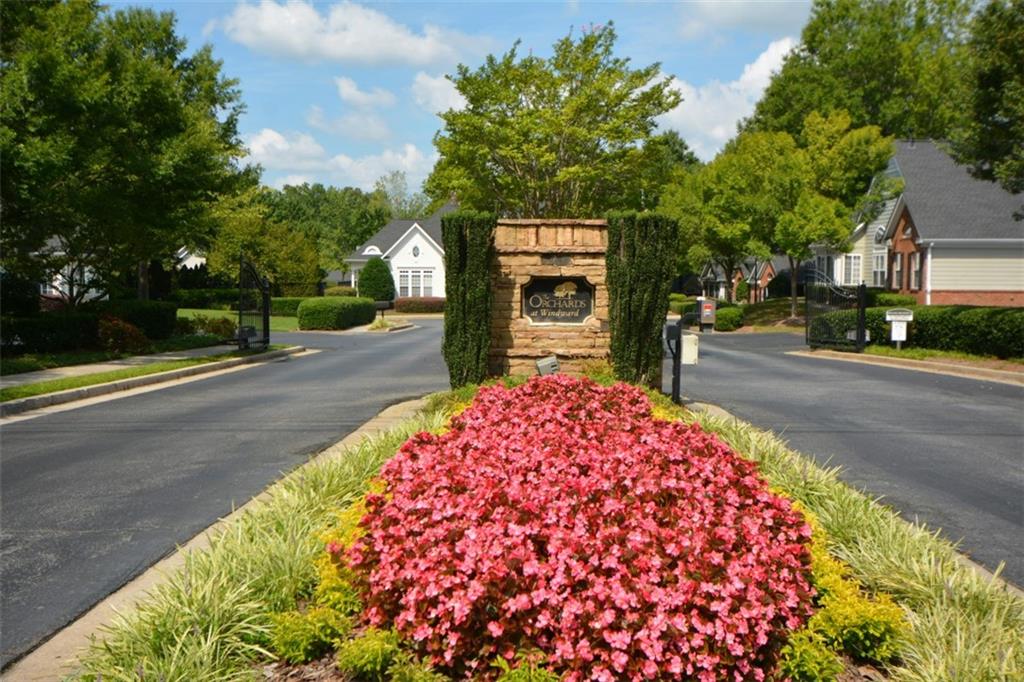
347, 375, 815, 681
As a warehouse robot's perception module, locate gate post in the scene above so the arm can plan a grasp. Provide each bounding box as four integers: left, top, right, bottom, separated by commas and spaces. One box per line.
856, 283, 867, 352
261, 277, 271, 348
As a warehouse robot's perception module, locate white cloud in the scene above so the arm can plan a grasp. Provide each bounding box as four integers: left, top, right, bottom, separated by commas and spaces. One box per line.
244, 127, 435, 190
334, 76, 396, 108
411, 72, 466, 114
678, 0, 810, 40
220, 0, 490, 65
307, 105, 391, 141
657, 37, 795, 161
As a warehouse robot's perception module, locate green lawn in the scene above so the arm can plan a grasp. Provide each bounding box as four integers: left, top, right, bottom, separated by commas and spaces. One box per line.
0, 334, 225, 376
178, 308, 299, 333
739, 297, 804, 326
864, 345, 1024, 365
0, 346, 286, 402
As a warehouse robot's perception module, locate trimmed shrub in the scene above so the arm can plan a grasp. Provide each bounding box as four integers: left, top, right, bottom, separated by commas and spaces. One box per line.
347, 376, 815, 680
98, 317, 149, 354
875, 292, 917, 307
442, 210, 495, 388
191, 314, 237, 340
269, 297, 308, 317
0, 312, 99, 353
325, 285, 357, 297
89, 300, 178, 339
172, 288, 238, 310
607, 212, 678, 386
735, 280, 750, 303
1, 272, 41, 316
715, 306, 745, 331
297, 297, 375, 330
335, 628, 402, 681
359, 258, 396, 302
394, 297, 445, 313
777, 631, 844, 681
269, 608, 352, 664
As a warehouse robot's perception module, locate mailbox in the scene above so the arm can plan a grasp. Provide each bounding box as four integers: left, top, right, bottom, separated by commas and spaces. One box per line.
696, 296, 716, 332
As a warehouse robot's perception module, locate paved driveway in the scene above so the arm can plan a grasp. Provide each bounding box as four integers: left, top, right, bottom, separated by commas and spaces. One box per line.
663, 331, 1024, 586
0, 322, 449, 668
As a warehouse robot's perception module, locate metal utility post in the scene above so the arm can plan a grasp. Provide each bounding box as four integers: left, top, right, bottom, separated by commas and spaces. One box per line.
665, 321, 699, 405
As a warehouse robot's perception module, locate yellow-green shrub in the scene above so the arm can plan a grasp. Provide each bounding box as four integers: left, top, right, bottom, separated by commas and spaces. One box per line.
269, 607, 352, 663
336, 628, 402, 681
776, 630, 844, 681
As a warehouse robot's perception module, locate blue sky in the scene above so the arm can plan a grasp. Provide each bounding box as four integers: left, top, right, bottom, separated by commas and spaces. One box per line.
137, 1, 812, 191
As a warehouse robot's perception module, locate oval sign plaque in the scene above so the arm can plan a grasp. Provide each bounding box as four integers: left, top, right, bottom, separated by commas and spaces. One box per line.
522, 276, 594, 325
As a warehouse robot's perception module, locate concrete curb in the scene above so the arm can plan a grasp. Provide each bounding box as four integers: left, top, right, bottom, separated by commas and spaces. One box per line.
787, 349, 1024, 386
0, 346, 306, 417
685, 401, 1024, 598
4, 396, 431, 681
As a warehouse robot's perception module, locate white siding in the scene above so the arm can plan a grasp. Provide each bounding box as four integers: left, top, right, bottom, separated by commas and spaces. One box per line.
386, 226, 446, 298
929, 245, 1024, 291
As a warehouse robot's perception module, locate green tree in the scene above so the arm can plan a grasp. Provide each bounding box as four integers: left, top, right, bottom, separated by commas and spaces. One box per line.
747, 0, 973, 139
0, 1, 247, 303
775, 192, 850, 316
262, 183, 390, 271
800, 110, 893, 209
953, 0, 1023, 212
358, 257, 396, 301
425, 24, 681, 217
374, 170, 432, 219
206, 188, 321, 294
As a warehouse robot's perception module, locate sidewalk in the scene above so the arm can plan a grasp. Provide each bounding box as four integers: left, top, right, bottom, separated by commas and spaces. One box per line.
0, 344, 238, 389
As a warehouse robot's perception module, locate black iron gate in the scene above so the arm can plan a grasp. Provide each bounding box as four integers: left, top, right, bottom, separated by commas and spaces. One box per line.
805, 280, 867, 351
238, 255, 270, 350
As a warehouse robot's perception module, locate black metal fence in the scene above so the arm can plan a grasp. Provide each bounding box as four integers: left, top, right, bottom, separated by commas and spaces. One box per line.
805, 280, 867, 351
238, 256, 270, 350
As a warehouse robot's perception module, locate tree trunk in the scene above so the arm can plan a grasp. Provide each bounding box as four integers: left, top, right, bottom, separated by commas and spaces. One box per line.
137, 260, 150, 300
789, 255, 798, 319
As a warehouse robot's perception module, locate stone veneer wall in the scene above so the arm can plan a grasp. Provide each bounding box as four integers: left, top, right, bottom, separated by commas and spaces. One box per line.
489, 219, 610, 376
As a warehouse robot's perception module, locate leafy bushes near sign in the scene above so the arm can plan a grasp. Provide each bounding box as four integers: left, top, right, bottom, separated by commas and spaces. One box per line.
813, 305, 1024, 357
868, 292, 917, 307
714, 306, 745, 331
269, 297, 308, 317
98, 317, 150, 354
442, 211, 495, 387
606, 212, 678, 385
297, 297, 376, 330
394, 297, 445, 313
359, 257, 397, 302
346, 376, 815, 680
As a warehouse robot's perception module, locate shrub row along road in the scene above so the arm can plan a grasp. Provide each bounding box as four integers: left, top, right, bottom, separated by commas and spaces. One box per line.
664, 331, 1024, 587
0, 321, 449, 668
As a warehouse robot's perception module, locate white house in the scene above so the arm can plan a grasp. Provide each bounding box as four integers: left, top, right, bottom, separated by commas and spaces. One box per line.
345, 202, 456, 298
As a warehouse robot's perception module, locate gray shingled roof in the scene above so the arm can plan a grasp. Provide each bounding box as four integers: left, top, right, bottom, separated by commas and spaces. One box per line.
347, 201, 458, 262
890, 140, 1022, 240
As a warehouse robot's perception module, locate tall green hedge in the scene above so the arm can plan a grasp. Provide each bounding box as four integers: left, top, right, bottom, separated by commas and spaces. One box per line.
442, 211, 495, 387
606, 212, 678, 386
359, 257, 395, 302
89, 300, 178, 339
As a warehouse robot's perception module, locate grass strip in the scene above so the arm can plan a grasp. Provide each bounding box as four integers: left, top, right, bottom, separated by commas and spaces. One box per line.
0, 346, 285, 402
0, 335, 225, 376
178, 308, 299, 333
864, 344, 1024, 366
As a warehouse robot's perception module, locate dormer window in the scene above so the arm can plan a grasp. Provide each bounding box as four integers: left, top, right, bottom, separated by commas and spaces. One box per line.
364, 246, 382, 256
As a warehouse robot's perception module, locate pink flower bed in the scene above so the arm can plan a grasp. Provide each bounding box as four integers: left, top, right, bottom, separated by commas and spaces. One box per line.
347, 375, 814, 681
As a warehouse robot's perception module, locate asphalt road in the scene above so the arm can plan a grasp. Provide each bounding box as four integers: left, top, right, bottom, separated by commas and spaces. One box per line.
0, 321, 449, 668
664, 331, 1024, 586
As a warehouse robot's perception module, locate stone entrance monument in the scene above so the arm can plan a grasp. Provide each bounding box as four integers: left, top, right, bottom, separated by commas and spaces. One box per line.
489, 219, 610, 376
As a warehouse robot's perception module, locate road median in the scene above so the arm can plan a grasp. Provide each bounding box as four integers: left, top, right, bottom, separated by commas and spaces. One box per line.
788, 349, 1024, 386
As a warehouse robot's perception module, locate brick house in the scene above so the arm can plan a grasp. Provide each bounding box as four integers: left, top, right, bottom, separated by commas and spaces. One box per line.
814, 140, 1023, 306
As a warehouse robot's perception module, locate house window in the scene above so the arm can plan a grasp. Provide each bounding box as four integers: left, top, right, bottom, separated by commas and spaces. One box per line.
842, 254, 861, 286
911, 252, 922, 290
398, 268, 434, 297
872, 252, 887, 287
893, 254, 903, 290
39, 281, 56, 296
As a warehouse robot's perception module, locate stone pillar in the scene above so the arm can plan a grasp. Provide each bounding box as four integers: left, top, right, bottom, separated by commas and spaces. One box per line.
489, 219, 610, 376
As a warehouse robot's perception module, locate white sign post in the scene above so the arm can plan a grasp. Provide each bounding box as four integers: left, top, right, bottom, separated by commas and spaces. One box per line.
885, 308, 914, 350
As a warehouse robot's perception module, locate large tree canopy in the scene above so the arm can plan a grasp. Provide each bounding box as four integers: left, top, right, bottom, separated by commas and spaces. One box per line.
0, 0, 247, 302
424, 24, 682, 217
953, 0, 1023, 205
746, 0, 973, 139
